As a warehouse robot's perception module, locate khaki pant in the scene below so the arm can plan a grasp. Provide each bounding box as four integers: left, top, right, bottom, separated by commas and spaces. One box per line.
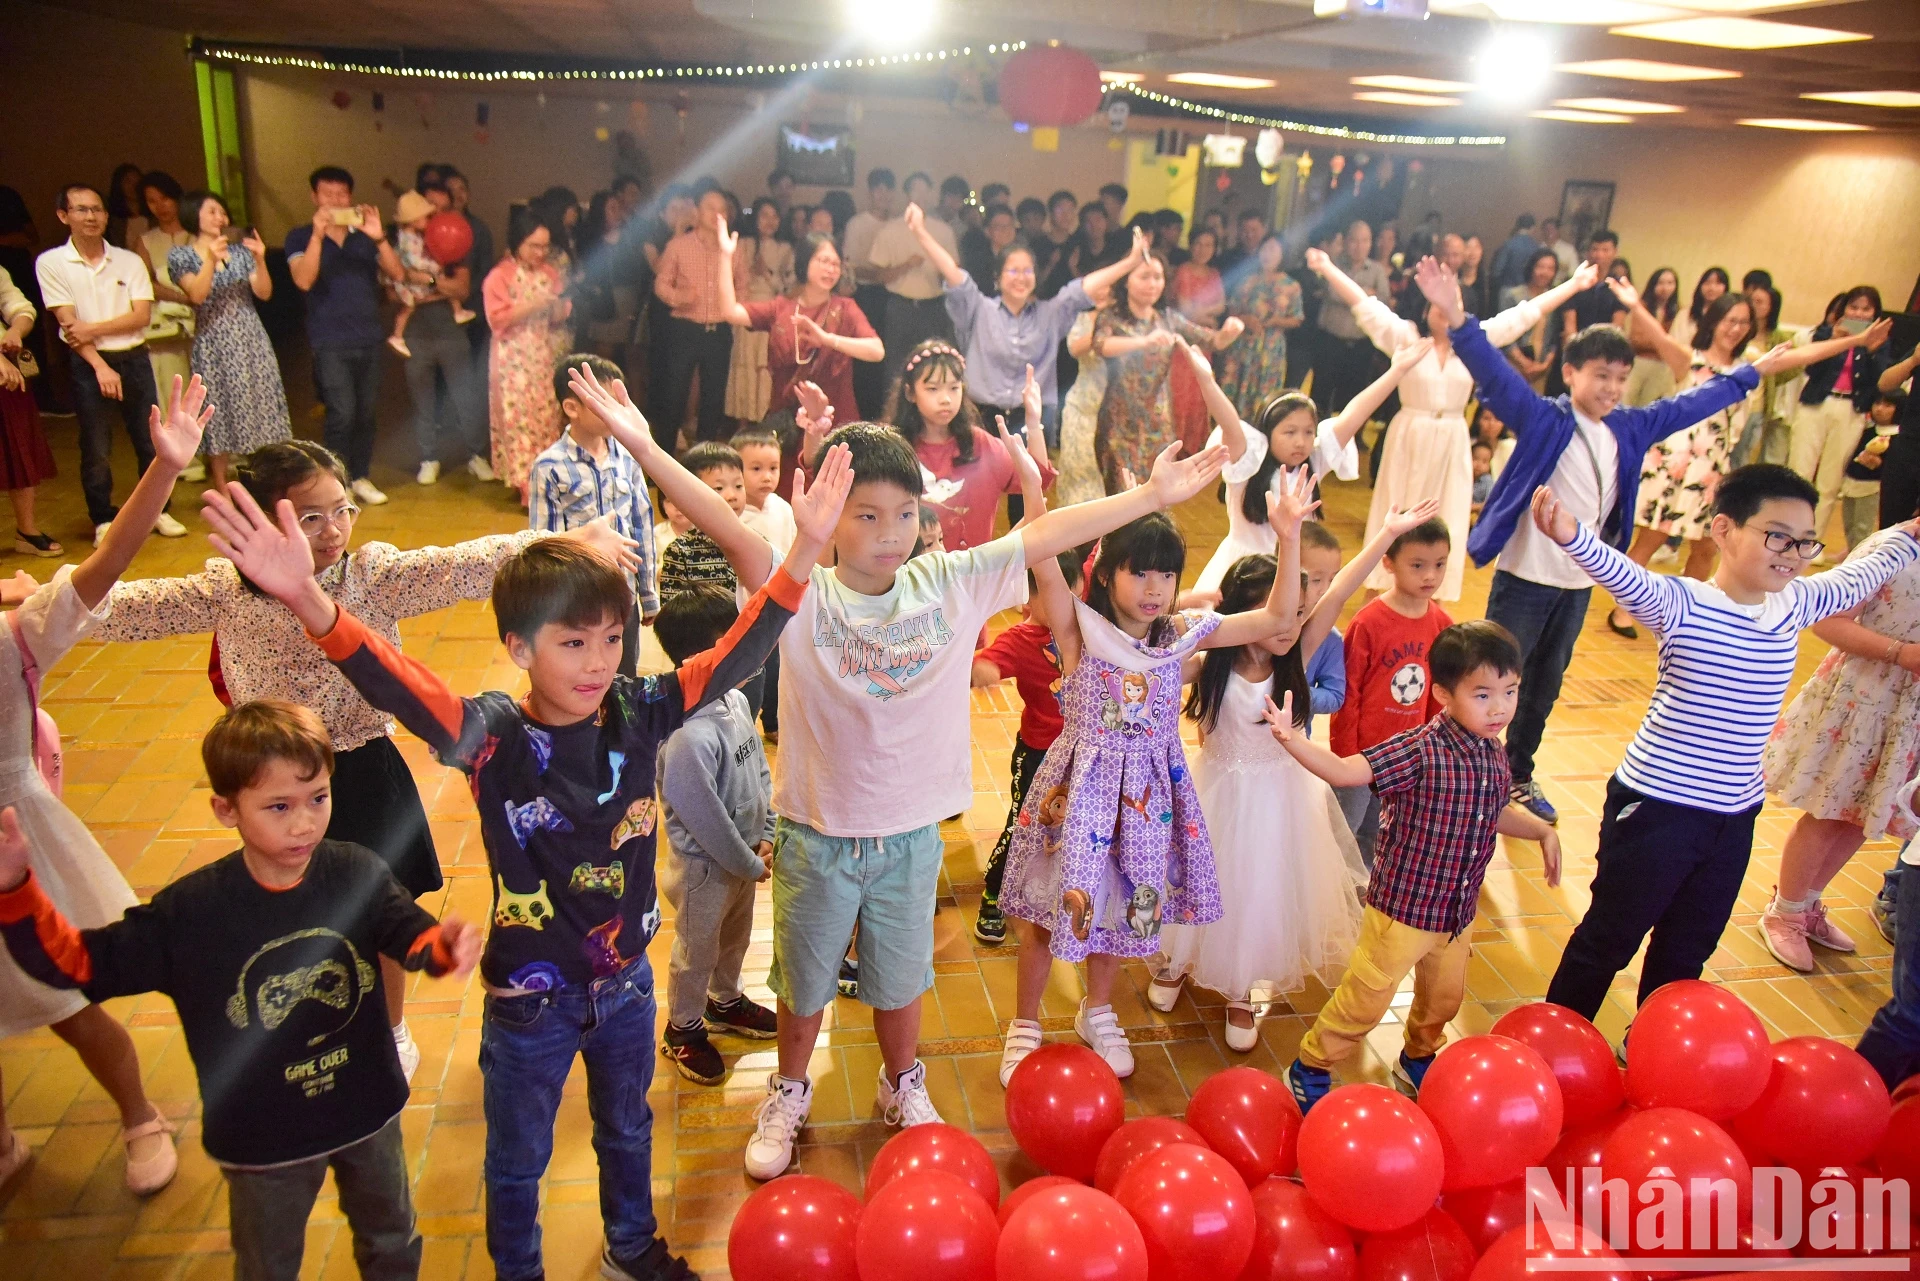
1298, 905, 1473, 1069
1790, 398, 1865, 547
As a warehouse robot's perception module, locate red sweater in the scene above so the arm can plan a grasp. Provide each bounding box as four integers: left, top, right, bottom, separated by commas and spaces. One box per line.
1330, 597, 1454, 758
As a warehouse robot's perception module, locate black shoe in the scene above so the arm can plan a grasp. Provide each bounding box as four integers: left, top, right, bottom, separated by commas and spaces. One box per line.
1605, 609, 1638, 640
974, 900, 1008, 945
837, 956, 860, 1000
601, 1239, 698, 1281
705, 994, 778, 1039
660, 1023, 726, 1086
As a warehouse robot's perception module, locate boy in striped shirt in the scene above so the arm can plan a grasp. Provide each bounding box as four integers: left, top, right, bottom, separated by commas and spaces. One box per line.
1531, 466, 1920, 1023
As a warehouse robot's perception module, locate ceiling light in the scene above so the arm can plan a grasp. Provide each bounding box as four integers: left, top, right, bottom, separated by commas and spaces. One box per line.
1100, 71, 1145, 83
844, 0, 935, 44
1351, 75, 1474, 93
1738, 117, 1872, 131
1610, 16, 1870, 49
1532, 108, 1634, 123
1556, 58, 1739, 81
1802, 90, 1920, 108
1434, 0, 1687, 23
1668, 0, 1830, 9
1355, 91, 1463, 107
1552, 96, 1683, 113
1474, 30, 1553, 100
1167, 72, 1277, 90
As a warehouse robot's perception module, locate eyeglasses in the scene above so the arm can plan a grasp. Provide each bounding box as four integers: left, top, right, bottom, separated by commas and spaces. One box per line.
65, 204, 107, 216
297, 504, 361, 533
1749, 526, 1824, 560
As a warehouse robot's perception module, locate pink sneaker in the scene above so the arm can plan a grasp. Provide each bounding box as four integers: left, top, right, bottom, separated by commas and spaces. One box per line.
1757, 899, 1814, 973
1804, 898, 1856, 954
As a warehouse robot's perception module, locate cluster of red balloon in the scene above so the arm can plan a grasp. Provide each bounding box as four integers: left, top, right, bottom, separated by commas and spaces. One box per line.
727, 991, 1919, 1281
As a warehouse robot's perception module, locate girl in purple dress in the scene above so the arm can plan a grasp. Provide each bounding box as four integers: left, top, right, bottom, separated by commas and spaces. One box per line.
997, 468, 1317, 1084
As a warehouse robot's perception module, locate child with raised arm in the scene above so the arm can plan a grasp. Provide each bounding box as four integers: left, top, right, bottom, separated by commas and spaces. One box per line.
1411, 255, 1796, 829
200, 443, 854, 1281
560, 362, 1229, 1180
1532, 467, 1920, 1024
1265, 622, 1561, 1111
0, 700, 481, 1280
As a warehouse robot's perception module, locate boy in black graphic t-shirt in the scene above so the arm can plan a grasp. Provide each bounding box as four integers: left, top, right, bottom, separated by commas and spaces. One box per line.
0, 701, 480, 1281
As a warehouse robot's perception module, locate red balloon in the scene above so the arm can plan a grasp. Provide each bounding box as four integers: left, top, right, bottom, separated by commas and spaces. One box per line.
1238, 1177, 1356, 1281
1358, 1208, 1478, 1281
865, 1122, 1001, 1210
1892, 1073, 1920, 1106
854, 1170, 996, 1281
996, 45, 1104, 128
1440, 1178, 1529, 1255
728, 1174, 861, 1281
1112, 1143, 1256, 1280
1791, 1164, 1907, 1261
1540, 1109, 1635, 1234
1599, 1107, 1752, 1254
1625, 980, 1771, 1120
1187, 1066, 1304, 1185
1007, 1044, 1126, 1183
1468, 1224, 1632, 1281
422, 210, 473, 268
1096, 1117, 1211, 1194
1298, 1084, 1446, 1233
1490, 1003, 1626, 1129
1418, 1036, 1564, 1191
999, 1174, 1081, 1228
1728, 1037, 1892, 1171
1874, 1096, 1920, 1190
998, 1183, 1149, 1281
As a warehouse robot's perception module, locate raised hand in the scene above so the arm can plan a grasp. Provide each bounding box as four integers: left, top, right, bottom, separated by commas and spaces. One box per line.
790, 442, 856, 547
794, 312, 830, 348
998, 415, 1043, 498
1265, 465, 1321, 535
1859, 317, 1894, 351
1021, 362, 1043, 427
1175, 333, 1218, 385
1568, 260, 1601, 293
149, 374, 213, 472
1530, 484, 1578, 545
1118, 466, 1139, 491
570, 513, 642, 576
201, 481, 318, 601
566, 361, 654, 452
715, 210, 738, 257
903, 202, 925, 235
359, 205, 386, 242
1749, 341, 1795, 377
1604, 275, 1639, 309
0, 570, 40, 606
1304, 247, 1331, 276
1391, 336, 1435, 372
1147, 439, 1228, 507
1412, 256, 1465, 328
1217, 316, 1246, 346
438, 916, 483, 977
1262, 692, 1298, 746
0, 807, 29, 892
1147, 329, 1176, 350
1130, 225, 1151, 262
242, 230, 268, 260
1382, 497, 1441, 539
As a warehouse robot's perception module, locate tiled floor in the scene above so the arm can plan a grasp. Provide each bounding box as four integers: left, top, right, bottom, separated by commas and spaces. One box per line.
0, 411, 1900, 1281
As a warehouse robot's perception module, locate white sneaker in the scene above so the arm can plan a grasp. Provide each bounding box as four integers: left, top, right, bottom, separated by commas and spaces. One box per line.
1075, 1001, 1135, 1078
351, 477, 389, 506
877, 1060, 942, 1127
1147, 971, 1184, 1013
744, 1075, 811, 1180
1650, 542, 1679, 566
1225, 1001, 1259, 1054
393, 1021, 421, 1083
93, 522, 113, 547
416, 460, 440, 486
179, 458, 206, 484
467, 455, 496, 483
1000, 1019, 1044, 1087
153, 512, 187, 538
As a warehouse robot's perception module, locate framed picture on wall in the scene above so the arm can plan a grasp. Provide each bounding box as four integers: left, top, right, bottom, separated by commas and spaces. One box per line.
777, 124, 855, 187
1558, 180, 1615, 250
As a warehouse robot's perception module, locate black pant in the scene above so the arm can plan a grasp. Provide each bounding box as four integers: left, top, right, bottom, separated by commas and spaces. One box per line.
69, 346, 161, 526
1880, 445, 1920, 529
851, 285, 891, 420
1485, 571, 1591, 785
1545, 778, 1760, 1018
649, 318, 733, 444
313, 345, 384, 481
225, 1114, 420, 1281
1316, 335, 1378, 415
983, 739, 1045, 907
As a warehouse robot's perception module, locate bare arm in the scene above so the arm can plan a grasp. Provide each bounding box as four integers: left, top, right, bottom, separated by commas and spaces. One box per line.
1176, 336, 1248, 462
1299, 498, 1440, 658
1879, 345, 1918, 395
140, 241, 190, 305
1496, 803, 1562, 886
71, 376, 210, 607
177, 241, 221, 305
1324, 338, 1430, 451
1016, 440, 1229, 567
1078, 227, 1150, 301
713, 216, 753, 327
903, 203, 966, 288
1607, 277, 1689, 381
1772, 318, 1893, 379
1305, 247, 1365, 309
1810, 601, 1920, 675
1203, 470, 1313, 651
1263, 691, 1373, 788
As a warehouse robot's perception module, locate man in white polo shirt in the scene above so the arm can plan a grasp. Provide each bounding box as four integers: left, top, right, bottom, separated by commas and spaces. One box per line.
37, 182, 186, 545
868, 171, 956, 385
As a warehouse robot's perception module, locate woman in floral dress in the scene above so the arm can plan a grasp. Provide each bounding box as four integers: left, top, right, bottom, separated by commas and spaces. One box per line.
1093, 254, 1242, 492
168, 192, 291, 488
1216, 234, 1302, 419
725, 199, 792, 422
1054, 304, 1109, 506
1760, 527, 1920, 971
484, 208, 570, 500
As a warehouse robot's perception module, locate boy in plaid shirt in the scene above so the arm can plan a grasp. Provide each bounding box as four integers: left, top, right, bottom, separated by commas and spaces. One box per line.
1262, 620, 1561, 1112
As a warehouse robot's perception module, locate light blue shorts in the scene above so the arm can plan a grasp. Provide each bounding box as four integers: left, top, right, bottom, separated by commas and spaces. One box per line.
767, 817, 944, 1016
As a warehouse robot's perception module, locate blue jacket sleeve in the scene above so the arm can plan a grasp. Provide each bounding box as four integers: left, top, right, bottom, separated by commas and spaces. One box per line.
1306, 629, 1347, 717
1450, 317, 1552, 441
1608, 365, 1760, 457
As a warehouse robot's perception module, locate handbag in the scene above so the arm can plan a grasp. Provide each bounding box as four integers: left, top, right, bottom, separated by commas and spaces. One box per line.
11, 347, 36, 379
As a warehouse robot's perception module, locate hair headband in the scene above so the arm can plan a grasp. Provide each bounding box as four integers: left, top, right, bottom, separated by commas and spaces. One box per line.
903, 343, 964, 378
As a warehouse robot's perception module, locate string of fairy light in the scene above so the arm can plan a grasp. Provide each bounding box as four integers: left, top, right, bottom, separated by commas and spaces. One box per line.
1107, 81, 1506, 148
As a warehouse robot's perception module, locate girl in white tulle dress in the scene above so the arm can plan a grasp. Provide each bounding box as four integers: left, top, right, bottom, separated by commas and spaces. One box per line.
1154, 498, 1438, 1050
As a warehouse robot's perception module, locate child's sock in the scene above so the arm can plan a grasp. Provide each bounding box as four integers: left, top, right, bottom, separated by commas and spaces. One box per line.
1773, 891, 1816, 914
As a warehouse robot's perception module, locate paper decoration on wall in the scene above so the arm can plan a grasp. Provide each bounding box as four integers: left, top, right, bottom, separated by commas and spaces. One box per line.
1215, 172, 1231, 192
331, 89, 352, 110
673, 91, 691, 137
371, 91, 384, 131
947, 68, 985, 117
997, 45, 1102, 128
595, 126, 610, 142
778, 124, 855, 186
1255, 128, 1284, 170
1202, 134, 1246, 168
1106, 99, 1130, 134
1154, 128, 1189, 157
1030, 126, 1060, 152
476, 102, 489, 126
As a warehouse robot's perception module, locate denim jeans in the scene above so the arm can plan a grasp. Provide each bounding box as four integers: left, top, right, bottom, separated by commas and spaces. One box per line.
404, 329, 488, 466
480, 954, 659, 1281
224, 1114, 420, 1281
1859, 854, 1919, 1089
1484, 570, 1592, 785
69, 346, 161, 525
313, 345, 384, 481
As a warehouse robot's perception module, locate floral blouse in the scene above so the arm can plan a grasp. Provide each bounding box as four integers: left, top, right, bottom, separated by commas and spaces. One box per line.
95, 533, 545, 751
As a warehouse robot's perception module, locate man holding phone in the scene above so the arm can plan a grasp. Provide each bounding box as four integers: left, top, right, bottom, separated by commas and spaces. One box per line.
286, 164, 404, 507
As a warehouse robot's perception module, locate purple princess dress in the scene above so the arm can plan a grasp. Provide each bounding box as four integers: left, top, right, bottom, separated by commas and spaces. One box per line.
999, 600, 1223, 963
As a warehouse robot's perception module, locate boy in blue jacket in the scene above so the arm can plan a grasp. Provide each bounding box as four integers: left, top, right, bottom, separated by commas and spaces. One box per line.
1412, 256, 1793, 826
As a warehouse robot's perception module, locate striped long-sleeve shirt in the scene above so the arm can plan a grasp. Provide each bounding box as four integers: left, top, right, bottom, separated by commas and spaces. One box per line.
1564, 522, 1920, 813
